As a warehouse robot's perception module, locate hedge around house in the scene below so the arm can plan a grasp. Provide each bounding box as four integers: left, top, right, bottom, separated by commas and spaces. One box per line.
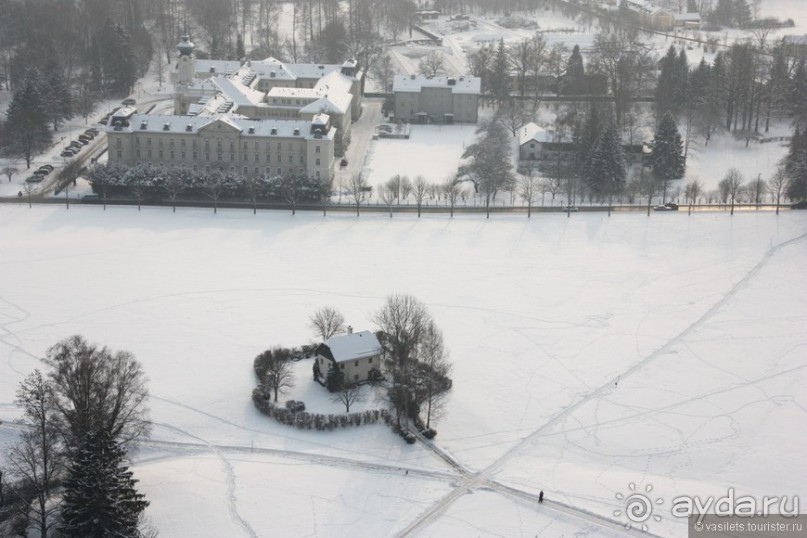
251, 386, 391, 431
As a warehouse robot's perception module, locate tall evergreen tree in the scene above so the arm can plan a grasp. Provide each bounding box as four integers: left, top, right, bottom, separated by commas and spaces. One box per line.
790, 60, 807, 129
649, 112, 686, 184
490, 39, 511, 105
586, 121, 625, 201
785, 127, 807, 200
5, 76, 52, 168
562, 44, 586, 94
575, 105, 602, 185
38, 61, 73, 131
655, 46, 679, 117
59, 430, 149, 538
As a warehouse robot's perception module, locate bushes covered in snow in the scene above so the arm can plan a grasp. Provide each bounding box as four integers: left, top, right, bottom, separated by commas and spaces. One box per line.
251, 387, 390, 431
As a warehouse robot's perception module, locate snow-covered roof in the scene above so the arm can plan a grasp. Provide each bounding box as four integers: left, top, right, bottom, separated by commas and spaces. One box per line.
286, 62, 341, 79
321, 331, 382, 363
392, 75, 481, 95
106, 113, 334, 140
212, 76, 266, 108
675, 12, 701, 22
783, 34, 807, 46
194, 59, 243, 77
518, 122, 550, 146
300, 94, 351, 115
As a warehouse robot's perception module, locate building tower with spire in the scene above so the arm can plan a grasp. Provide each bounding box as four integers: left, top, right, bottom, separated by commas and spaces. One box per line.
177, 35, 195, 86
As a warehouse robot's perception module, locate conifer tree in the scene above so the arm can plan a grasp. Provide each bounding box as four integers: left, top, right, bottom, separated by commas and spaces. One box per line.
649, 112, 686, 183
586, 122, 626, 204
790, 60, 807, 129
785, 127, 807, 200
490, 39, 511, 105
5, 76, 51, 168
59, 430, 149, 538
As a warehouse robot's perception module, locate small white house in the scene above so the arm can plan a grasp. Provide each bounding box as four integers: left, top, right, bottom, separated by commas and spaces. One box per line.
315, 328, 383, 384
518, 122, 550, 161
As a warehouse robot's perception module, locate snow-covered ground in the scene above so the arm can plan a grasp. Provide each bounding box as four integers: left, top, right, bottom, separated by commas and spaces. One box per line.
1, 205, 805, 537
361, 124, 480, 190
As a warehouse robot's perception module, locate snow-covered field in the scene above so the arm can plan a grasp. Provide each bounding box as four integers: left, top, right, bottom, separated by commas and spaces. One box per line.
362, 124, 480, 189
1, 205, 805, 537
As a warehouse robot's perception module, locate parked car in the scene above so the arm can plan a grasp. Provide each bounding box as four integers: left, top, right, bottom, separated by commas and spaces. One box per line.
285, 400, 306, 412
85, 127, 99, 135
654, 202, 679, 211
791, 200, 807, 210
25, 176, 43, 183
60, 149, 76, 157
83, 131, 96, 139
38, 164, 54, 172
68, 142, 82, 149
122, 98, 136, 106
78, 134, 91, 142
82, 194, 100, 202
35, 168, 51, 176
562, 206, 579, 212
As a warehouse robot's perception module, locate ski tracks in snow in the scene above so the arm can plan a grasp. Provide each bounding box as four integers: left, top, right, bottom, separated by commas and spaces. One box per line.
396, 232, 807, 536
151, 421, 257, 538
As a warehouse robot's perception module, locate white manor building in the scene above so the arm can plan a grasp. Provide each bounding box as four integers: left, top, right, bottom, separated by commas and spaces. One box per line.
106, 107, 335, 181
392, 74, 481, 123
172, 36, 362, 154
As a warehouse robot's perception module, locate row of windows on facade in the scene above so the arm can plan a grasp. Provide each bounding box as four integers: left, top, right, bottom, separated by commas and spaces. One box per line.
110, 159, 321, 179
124, 148, 321, 166
123, 137, 319, 154
316, 357, 373, 368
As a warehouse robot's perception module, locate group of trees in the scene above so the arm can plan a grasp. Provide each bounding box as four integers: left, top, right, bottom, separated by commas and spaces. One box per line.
1, 336, 151, 537
0, 0, 155, 166
307, 298, 453, 433
707, 0, 753, 28
87, 163, 330, 213
372, 295, 452, 432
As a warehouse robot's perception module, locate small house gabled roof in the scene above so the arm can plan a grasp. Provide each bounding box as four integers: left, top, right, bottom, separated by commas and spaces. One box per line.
317, 331, 382, 363
518, 122, 550, 146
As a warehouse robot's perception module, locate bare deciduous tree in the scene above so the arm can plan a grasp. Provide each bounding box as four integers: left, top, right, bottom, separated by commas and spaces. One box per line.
720, 168, 744, 215
418, 50, 445, 77
378, 179, 398, 217
768, 165, 788, 215
441, 176, 461, 217
518, 169, 540, 217
348, 174, 368, 216
1, 166, 18, 182
332, 383, 364, 413
46, 335, 150, 449
413, 175, 429, 218
685, 178, 703, 214
264, 357, 295, 403
310, 306, 346, 341
7, 370, 64, 538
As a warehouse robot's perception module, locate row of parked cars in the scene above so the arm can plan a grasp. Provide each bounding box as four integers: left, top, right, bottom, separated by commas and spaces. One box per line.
60, 127, 99, 158
25, 164, 55, 184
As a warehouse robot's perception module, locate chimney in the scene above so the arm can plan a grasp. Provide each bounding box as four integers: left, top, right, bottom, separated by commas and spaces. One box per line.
347, 325, 353, 335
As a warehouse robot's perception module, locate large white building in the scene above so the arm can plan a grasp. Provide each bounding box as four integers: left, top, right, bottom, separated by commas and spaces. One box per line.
173, 36, 362, 154
106, 108, 335, 181
392, 75, 481, 123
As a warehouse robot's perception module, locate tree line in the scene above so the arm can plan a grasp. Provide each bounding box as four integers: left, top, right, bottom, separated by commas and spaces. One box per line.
88, 162, 329, 214
0, 336, 151, 537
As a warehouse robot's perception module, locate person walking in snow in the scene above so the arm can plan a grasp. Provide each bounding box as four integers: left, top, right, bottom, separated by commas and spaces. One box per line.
539, 490, 544, 503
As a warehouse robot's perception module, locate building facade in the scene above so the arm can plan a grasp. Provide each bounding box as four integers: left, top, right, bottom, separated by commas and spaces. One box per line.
392, 75, 481, 123
106, 111, 335, 181
314, 330, 383, 384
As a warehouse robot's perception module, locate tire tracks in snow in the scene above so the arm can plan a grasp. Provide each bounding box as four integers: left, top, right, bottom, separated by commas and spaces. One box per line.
396, 231, 807, 536
151, 421, 257, 538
